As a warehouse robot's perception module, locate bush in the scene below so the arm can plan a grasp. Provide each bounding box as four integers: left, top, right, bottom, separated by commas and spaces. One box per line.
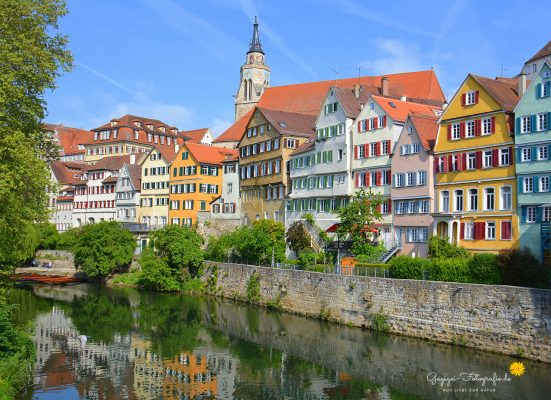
388, 256, 432, 279
428, 236, 469, 259
497, 248, 551, 288
72, 221, 135, 278
286, 222, 311, 253
138, 249, 181, 291
431, 258, 471, 283
468, 254, 502, 285
57, 228, 79, 250
36, 223, 59, 250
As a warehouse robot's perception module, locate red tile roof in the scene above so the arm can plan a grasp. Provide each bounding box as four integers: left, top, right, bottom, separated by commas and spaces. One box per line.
291, 136, 316, 156
214, 109, 255, 143
526, 40, 551, 64
44, 124, 94, 155
215, 70, 445, 144
257, 108, 316, 138
371, 95, 441, 123
184, 142, 238, 166
126, 164, 142, 190
93, 114, 179, 134
50, 161, 85, 185
409, 114, 439, 151
89, 153, 146, 172
332, 87, 370, 118
183, 128, 209, 143
471, 74, 520, 112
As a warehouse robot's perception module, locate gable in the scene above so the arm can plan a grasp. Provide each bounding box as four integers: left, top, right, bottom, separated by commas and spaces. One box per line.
440, 76, 502, 121
515, 62, 551, 114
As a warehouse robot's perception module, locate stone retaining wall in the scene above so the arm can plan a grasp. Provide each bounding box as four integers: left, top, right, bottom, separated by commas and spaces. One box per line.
202, 262, 551, 363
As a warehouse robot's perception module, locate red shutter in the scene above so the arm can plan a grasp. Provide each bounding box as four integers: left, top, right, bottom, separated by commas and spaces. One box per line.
386, 170, 391, 184
508, 146, 514, 164
492, 149, 499, 167
434, 157, 439, 173
457, 153, 463, 171
461, 153, 467, 171
376, 204, 381, 213
387, 200, 392, 213
366, 119, 371, 131
461, 93, 466, 106
383, 115, 387, 127
355, 173, 360, 187
474, 90, 479, 104
357, 121, 361, 132
501, 221, 511, 240
490, 116, 496, 134
364, 144, 370, 157
365, 172, 371, 187
376, 171, 381, 186
442, 156, 449, 172
460, 122, 466, 139
376, 142, 381, 156
475, 119, 482, 136
354, 145, 359, 159
374, 117, 379, 129
386, 140, 392, 154
476, 151, 482, 169
447, 124, 452, 140
474, 222, 485, 240
447, 155, 453, 171
460, 223, 465, 240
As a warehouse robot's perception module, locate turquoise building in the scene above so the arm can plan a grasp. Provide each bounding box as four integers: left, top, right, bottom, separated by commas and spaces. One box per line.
515, 61, 551, 263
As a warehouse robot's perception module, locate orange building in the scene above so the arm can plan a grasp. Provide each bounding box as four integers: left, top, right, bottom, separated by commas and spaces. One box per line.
168, 142, 237, 226
162, 353, 217, 400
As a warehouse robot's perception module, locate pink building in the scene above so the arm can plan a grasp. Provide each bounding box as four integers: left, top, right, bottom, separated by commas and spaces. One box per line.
391, 113, 439, 258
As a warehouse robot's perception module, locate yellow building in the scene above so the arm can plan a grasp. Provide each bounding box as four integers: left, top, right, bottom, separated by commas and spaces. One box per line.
433, 74, 520, 253
168, 142, 237, 226
238, 107, 315, 224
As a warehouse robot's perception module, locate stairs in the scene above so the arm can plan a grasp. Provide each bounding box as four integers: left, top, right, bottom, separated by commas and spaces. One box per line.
302, 221, 325, 253
380, 245, 400, 263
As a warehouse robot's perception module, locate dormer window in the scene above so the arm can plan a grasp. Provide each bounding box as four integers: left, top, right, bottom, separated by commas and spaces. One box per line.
170, 128, 177, 134
110, 121, 117, 127
160, 135, 165, 144
134, 130, 139, 140
94, 132, 98, 141
167, 136, 172, 145
370, 102, 374, 110
146, 124, 153, 130
154, 135, 158, 144
159, 126, 166, 132
134, 121, 142, 128
113, 129, 118, 138
147, 133, 152, 142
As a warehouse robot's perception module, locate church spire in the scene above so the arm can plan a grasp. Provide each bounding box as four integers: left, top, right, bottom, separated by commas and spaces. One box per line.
247, 16, 264, 55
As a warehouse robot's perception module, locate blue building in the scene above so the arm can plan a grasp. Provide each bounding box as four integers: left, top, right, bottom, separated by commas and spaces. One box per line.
515, 61, 551, 263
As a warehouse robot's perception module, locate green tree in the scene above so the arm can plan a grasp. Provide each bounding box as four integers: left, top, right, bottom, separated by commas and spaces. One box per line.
334, 189, 383, 257
0, 0, 72, 270
285, 222, 311, 253
36, 222, 59, 249
427, 236, 469, 259
497, 247, 550, 288
72, 222, 135, 278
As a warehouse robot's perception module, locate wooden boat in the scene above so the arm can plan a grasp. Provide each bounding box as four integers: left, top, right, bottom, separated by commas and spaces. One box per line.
9, 273, 82, 284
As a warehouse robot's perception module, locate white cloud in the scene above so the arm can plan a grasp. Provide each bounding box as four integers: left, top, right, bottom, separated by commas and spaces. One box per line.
360, 39, 425, 75
109, 102, 194, 129
210, 118, 232, 136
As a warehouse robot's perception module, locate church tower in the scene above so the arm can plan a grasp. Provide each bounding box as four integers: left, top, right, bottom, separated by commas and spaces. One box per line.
235, 17, 271, 121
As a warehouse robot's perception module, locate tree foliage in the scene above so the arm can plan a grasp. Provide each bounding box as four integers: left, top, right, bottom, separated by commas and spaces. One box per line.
72, 221, 135, 278
285, 222, 311, 253
497, 247, 550, 288
428, 236, 469, 259
0, 0, 73, 270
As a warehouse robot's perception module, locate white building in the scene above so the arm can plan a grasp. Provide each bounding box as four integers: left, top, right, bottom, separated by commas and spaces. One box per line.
521, 40, 551, 81
115, 163, 142, 224
49, 161, 84, 231
210, 153, 241, 224
72, 154, 145, 226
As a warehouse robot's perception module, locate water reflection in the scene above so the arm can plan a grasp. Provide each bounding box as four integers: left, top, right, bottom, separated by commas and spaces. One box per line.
7, 283, 551, 400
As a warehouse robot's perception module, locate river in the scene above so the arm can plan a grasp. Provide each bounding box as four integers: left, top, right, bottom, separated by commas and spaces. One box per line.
6, 283, 551, 399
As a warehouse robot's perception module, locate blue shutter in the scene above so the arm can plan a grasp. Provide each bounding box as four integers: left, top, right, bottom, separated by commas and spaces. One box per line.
536, 206, 543, 223
536, 83, 542, 99
532, 146, 538, 160
533, 176, 539, 193
521, 206, 527, 223
546, 82, 551, 97
531, 115, 537, 132
518, 176, 524, 193
516, 148, 523, 163
515, 117, 521, 134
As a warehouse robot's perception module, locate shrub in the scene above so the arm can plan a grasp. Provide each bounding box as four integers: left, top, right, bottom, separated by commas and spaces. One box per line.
246, 271, 260, 303
468, 254, 501, 284
428, 236, 469, 259
286, 222, 311, 253
138, 249, 181, 291
388, 256, 432, 279
36, 223, 59, 250
72, 221, 135, 278
57, 228, 79, 250
497, 248, 550, 288
430, 257, 471, 283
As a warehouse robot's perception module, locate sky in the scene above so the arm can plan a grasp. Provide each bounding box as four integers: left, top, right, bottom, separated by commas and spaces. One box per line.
45, 0, 550, 137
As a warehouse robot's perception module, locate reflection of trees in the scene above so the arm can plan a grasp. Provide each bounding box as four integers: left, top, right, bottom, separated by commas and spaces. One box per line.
3, 287, 53, 328
69, 294, 133, 343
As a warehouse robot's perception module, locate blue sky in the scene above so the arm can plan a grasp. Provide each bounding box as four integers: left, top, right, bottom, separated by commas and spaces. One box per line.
45, 0, 550, 136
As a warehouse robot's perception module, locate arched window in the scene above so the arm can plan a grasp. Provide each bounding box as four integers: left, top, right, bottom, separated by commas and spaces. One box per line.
248, 80, 253, 100
243, 80, 247, 100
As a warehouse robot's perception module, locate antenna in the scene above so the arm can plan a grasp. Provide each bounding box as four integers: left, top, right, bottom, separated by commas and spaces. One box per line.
331, 67, 340, 87
501, 64, 510, 77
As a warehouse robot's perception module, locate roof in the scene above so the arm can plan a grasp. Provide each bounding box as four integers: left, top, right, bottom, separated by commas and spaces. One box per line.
248, 16, 264, 55
409, 114, 439, 151
184, 142, 239, 165
153, 138, 184, 163
291, 136, 316, 156
257, 108, 316, 138
215, 70, 445, 143
92, 114, 178, 134
102, 176, 118, 184
371, 95, 441, 123
214, 109, 255, 143
183, 128, 209, 143
526, 40, 551, 64
44, 124, 94, 155
89, 153, 145, 172
50, 161, 84, 185
471, 74, 520, 112
332, 87, 370, 118
126, 164, 142, 190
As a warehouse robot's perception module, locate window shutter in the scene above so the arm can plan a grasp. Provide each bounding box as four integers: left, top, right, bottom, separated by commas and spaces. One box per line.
376, 204, 381, 213
364, 172, 370, 187
447, 124, 452, 140
531, 115, 537, 132
374, 118, 379, 129
490, 116, 496, 134
442, 156, 449, 172
492, 149, 499, 167
376, 142, 381, 156
383, 116, 387, 127
434, 157, 439, 173
536, 206, 542, 222
357, 121, 361, 132
387, 200, 392, 213
461, 153, 467, 170
532, 146, 538, 160
534, 176, 539, 193
447, 154, 453, 172
501, 221, 511, 240
508, 146, 514, 165
521, 205, 527, 222
515, 118, 521, 134
364, 144, 370, 157
460, 122, 466, 138
386, 170, 391, 184
474, 91, 479, 103
354, 145, 359, 159
460, 223, 465, 240
476, 151, 482, 169
475, 119, 482, 136
461, 93, 466, 106
355, 173, 360, 187
376, 171, 381, 186
546, 82, 551, 97
387, 140, 392, 154
536, 84, 542, 99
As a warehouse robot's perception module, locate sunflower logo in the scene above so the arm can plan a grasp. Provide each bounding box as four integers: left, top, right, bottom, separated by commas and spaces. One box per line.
509, 361, 525, 377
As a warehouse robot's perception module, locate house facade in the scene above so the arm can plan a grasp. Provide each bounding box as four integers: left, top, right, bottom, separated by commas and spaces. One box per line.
351, 95, 440, 248
514, 61, 551, 263
391, 114, 438, 258
49, 161, 84, 231
238, 107, 315, 225
521, 40, 551, 81
433, 74, 520, 253
115, 163, 142, 224
210, 154, 241, 223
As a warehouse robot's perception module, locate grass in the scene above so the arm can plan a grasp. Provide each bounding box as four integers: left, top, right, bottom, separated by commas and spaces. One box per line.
110, 271, 142, 287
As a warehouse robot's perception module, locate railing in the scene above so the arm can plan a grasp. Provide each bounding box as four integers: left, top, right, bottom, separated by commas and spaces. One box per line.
204, 260, 390, 278
121, 223, 166, 233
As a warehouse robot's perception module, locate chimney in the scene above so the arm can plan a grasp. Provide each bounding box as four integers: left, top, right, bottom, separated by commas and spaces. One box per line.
400, 95, 407, 101
130, 154, 135, 164
175, 139, 180, 154
381, 76, 389, 96
518, 73, 527, 96
353, 84, 360, 99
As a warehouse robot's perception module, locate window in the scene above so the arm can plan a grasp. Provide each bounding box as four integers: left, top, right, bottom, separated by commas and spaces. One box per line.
405, 172, 415, 186
408, 201, 418, 214
227, 183, 233, 193
538, 146, 548, 160
540, 176, 550, 192
521, 116, 531, 133
543, 207, 551, 222
419, 200, 429, 213
538, 113, 549, 131
406, 228, 427, 243
468, 188, 478, 211
466, 121, 475, 138
454, 190, 464, 212
501, 221, 512, 240
523, 177, 533, 193
441, 191, 450, 212
483, 150, 492, 168
486, 222, 496, 240
395, 174, 404, 188
382, 141, 390, 155
526, 206, 536, 223
543, 81, 550, 97
181, 151, 189, 160
337, 149, 344, 161
465, 91, 476, 105
521, 147, 531, 162
500, 186, 512, 210
397, 201, 407, 214
482, 118, 492, 135
464, 222, 474, 240
500, 148, 510, 166
451, 124, 461, 140
467, 153, 476, 169
200, 201, 206, 211
417, 170, 426, 186
484, 187, 495, 210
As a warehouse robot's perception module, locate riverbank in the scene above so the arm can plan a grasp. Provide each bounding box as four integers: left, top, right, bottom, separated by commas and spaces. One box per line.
201, 261, 551, 363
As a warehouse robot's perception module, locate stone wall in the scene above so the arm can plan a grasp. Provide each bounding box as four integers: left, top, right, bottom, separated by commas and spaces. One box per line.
34, 250, 75, 271
202, 262, 551, 363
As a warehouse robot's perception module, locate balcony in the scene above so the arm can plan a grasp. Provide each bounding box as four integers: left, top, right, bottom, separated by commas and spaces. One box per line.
121, 223, 165, 233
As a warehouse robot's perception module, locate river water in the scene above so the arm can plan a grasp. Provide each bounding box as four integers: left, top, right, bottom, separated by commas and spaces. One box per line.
6, 283, 551, 399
